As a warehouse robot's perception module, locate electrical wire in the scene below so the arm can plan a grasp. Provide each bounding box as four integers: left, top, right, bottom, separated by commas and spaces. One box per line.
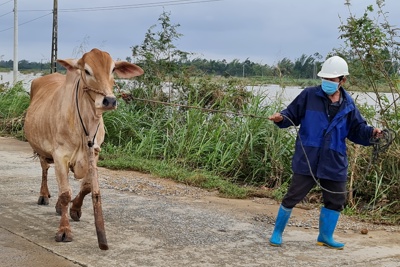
17, 12, 53, 26
61, 0, 222, 12
18, 0, 223, 12
0, 0, 12, 7
0, 12, 52, 33
0, 0, 222, 32
0, 10, 13, 18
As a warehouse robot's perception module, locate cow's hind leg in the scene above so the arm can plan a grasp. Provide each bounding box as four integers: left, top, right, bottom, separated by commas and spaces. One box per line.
37, 156, 51, 205
70, 180, 91, 221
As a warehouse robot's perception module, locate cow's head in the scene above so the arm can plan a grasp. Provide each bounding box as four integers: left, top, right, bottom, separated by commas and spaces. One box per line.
57, 48, 144, 111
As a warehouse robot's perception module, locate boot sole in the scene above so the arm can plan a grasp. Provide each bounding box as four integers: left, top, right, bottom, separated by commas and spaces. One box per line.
269, 243, 282, 247
316, 241, 344, 250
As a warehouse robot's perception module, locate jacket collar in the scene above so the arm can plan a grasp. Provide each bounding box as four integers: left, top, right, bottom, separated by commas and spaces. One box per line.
316, 85, 353, 104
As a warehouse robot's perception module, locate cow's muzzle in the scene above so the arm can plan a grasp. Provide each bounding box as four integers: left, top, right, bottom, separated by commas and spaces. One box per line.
102, 96, 117, 109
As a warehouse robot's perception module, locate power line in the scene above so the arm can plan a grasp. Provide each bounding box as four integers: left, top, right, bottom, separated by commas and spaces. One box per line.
0, 12, 52, 33
18, 0, 222, 12
0, 0, 222, 33
0, 0, 13, 18
61, 0, 223, 12
0, 0, 12, 7
18, 12, 52, 26
0, 11, 13, 18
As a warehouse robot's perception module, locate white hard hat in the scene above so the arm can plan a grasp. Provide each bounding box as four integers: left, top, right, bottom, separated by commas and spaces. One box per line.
317, 56, 349, 78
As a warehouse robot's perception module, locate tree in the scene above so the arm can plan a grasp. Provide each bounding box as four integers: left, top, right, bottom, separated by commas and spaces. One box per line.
337, 0, 400, 215
131, 10, 191, 87
338, 0, 400, 119
292, 54, 320, 79
275, 58, 294, 77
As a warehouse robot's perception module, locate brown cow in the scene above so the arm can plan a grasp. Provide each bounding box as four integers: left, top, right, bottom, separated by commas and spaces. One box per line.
24, 48, 144, 250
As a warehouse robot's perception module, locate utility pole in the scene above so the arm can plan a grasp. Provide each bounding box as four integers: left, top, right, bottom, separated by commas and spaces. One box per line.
50, 0, 58, 73
13, 0, 18, 84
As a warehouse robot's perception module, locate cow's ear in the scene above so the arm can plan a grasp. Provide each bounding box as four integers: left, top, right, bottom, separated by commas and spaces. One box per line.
57, 59, 79, 72
114, 61, 144, 78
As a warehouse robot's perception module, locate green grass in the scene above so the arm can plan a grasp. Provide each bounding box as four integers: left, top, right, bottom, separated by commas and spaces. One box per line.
98, 149, 254, 198
0, 81, 30, 139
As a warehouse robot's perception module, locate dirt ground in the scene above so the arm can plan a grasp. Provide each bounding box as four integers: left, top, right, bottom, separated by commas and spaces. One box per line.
1, 136, 400, 267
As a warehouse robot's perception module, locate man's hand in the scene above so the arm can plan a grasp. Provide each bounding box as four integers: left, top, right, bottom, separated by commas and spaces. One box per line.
373, 128, 383, 138
268, 113, 284, 123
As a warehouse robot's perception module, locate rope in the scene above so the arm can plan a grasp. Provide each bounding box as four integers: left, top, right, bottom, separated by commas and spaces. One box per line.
125, 96, 269, 119
75, 79, 100, 147
281, 114, 395, 194
120, 94, 395, 194
369, 128, 396, 165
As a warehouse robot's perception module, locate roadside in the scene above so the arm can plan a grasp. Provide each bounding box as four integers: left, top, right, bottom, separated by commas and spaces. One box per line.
0, 136, 399, 267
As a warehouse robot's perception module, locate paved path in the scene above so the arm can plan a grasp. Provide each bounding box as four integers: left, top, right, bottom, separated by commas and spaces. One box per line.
1, 137, 400, 267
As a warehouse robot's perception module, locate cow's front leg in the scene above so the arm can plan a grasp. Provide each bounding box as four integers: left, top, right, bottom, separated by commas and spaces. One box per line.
37, 156, 51, 205
70, 181, 91, 221
55, 191, 73, 242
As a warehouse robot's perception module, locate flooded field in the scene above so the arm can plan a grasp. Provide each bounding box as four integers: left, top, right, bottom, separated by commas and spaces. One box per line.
1, 71, 396, 109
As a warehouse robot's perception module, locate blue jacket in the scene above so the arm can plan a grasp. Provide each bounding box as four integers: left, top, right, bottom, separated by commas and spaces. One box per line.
276, 85, 374, 182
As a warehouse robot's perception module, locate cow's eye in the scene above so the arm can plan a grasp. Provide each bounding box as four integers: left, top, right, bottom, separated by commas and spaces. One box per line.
85, 69, 91, 76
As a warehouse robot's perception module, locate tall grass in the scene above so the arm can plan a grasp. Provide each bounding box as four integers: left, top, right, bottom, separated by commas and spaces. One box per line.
104, 80, 294, 187
0, 82, 30, 138
103, 79, 295, 188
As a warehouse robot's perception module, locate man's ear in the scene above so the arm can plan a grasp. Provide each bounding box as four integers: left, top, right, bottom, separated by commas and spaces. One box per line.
340, 76, 347, 85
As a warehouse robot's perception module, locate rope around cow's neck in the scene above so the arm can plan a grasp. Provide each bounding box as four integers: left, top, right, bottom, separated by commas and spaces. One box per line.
75, 79, 100, 147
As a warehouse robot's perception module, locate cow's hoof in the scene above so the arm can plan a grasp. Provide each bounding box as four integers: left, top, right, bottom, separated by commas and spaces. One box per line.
55, 229, 73, 242
99, 243, 109, 250
70, 208, 81, 221
37, 196, 49, 205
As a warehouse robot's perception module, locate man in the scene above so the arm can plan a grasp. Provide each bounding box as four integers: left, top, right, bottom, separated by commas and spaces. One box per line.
268, 56, 382, 249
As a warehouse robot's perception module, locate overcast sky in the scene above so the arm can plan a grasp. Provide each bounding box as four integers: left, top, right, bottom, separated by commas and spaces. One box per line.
1, 0, 399, 65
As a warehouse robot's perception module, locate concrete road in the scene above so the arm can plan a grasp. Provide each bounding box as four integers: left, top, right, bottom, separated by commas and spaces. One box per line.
1, 136, 400, 267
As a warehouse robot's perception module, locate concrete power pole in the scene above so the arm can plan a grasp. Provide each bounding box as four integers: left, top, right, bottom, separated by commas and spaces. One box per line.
50, 0, 58, 73
13, 0, 18, 84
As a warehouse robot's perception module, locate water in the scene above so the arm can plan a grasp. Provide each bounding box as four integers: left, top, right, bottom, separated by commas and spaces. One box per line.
246, 84, 398, 109
0, 71, 41, 91
1, 71, 395, 109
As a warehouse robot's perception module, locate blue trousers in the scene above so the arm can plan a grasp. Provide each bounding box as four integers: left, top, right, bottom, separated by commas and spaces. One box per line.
282, 173, 346, 211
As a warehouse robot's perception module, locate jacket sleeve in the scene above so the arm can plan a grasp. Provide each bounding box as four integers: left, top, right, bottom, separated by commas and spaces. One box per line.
347, 107, 374, 146
275, 90, 307, 129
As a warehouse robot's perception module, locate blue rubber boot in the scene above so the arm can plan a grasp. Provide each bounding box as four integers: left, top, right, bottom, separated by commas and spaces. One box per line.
317, 207, 345, 249
269, 205, 292, 246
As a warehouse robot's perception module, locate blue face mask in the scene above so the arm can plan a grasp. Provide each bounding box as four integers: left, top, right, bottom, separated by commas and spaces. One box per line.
321, 79, 339, 95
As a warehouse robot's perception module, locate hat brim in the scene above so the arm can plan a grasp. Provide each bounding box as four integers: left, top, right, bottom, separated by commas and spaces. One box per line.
317, 71, 349, 78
